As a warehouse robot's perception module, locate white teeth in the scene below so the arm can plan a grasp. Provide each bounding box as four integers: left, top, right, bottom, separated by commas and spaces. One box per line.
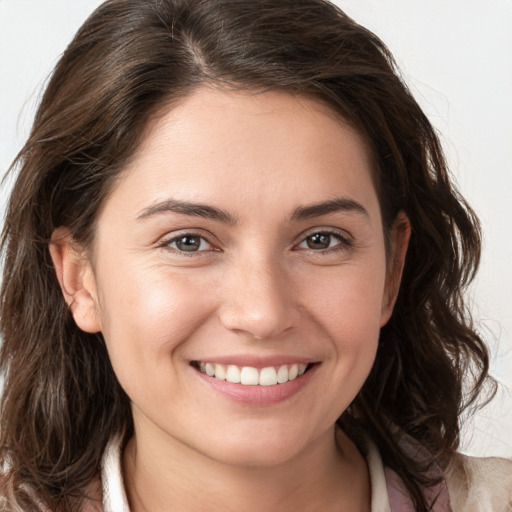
205, 363, 215, 377
241, 367, 259, 385
259, 367, 278, 386
198, 362, 310, 386
277, 365, 289, 383
214, 364, 226, 381
226, 365, 241, 384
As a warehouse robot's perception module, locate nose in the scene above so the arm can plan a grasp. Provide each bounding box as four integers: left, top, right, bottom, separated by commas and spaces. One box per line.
218, 255, 299, 340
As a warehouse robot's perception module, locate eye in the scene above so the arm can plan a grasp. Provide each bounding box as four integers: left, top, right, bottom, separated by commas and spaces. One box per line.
297, 231, 350, 251
165, 234, 213, 253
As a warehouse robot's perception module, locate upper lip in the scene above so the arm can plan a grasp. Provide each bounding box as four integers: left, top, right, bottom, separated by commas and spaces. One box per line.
190, 355, 318, 368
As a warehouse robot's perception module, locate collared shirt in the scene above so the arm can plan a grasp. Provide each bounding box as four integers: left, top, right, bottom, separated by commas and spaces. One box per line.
99, 434, 450, 512
99, 434, 512, 511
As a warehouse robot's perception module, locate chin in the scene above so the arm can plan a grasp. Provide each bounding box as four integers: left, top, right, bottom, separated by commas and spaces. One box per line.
199, 424, 317, 468
212, 443, 301, 468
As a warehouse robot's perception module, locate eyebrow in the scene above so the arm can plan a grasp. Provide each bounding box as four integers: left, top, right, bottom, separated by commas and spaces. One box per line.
291, 197, 369, 221
136, 199, 237, 224
136, 196, 369, 224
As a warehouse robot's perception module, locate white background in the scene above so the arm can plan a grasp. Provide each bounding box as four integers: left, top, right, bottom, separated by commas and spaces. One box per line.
0, 0, 511, 458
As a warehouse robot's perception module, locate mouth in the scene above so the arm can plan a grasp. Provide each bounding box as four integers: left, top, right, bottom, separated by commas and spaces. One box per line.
191, 361, 315, 386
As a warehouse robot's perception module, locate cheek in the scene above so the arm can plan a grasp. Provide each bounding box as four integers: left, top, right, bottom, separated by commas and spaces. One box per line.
94, 263, 217, 382
299, 261, 386, 394
303, 259, 387, 338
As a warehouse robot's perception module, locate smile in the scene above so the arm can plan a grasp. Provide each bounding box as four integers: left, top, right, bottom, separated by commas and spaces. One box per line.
196, 362, 309, 386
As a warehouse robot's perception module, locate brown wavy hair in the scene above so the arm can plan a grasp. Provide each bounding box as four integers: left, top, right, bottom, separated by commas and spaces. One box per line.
0, 1, 493, 510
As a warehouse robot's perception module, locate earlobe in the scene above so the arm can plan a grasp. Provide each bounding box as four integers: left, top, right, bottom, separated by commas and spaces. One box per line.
380, 211, 411, 326
49, 227, 102, 333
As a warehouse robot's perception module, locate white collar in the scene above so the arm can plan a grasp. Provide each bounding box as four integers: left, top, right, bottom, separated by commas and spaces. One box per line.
100, 434, 394, 512
101, 435, 130, 512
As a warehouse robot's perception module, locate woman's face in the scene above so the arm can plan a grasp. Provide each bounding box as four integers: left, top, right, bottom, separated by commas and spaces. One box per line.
65, 88, 406, 466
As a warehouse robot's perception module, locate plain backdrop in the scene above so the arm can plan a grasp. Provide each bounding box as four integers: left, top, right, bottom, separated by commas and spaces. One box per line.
0, 0, 511, 458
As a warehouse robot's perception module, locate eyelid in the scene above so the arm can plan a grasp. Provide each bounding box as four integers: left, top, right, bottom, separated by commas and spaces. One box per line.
158, 229, 220, 255
156, 226, 354, 256
293, 227, 354, 251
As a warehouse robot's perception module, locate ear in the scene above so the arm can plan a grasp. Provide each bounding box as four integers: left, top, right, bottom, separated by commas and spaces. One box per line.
49, 227, 102, 333
380, 211, 411, 326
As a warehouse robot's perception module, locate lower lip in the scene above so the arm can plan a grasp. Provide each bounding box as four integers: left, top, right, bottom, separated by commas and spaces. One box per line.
194, 364, 318, 406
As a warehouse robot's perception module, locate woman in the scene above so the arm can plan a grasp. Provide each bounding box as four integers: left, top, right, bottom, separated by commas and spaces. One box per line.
1, 1, 511, 511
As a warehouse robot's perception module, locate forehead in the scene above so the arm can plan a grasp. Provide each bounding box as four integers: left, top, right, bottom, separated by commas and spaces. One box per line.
108, 87, 379, 220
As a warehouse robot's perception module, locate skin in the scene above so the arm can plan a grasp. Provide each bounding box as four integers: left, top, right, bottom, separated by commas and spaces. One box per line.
51, 88, 410, 512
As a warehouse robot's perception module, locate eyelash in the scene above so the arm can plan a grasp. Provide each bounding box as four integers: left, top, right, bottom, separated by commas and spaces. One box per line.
159, 228, 353, 257
295, 229, 353, 255
159, 231, 217, 257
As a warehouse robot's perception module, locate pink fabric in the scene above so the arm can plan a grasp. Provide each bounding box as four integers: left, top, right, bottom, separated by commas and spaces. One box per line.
385, 466, 452, 511
383, 432, 452, 511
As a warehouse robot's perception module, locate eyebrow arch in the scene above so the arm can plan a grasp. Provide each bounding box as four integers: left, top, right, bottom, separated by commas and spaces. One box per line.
136, 199, 237, 224
291, 197, 369, 221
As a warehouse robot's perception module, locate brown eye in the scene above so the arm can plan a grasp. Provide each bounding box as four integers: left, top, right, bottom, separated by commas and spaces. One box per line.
167, 234, 212, 252
306, 233, 333, 250
297, 231, 351, 252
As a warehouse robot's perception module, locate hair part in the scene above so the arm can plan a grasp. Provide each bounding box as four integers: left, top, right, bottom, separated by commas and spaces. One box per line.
1, 1, 494, 510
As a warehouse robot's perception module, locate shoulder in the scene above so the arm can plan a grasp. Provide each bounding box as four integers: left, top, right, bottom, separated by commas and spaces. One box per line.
446, 452, 512, 512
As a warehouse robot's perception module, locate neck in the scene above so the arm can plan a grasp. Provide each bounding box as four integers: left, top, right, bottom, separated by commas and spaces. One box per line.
123, 424, 371, 512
